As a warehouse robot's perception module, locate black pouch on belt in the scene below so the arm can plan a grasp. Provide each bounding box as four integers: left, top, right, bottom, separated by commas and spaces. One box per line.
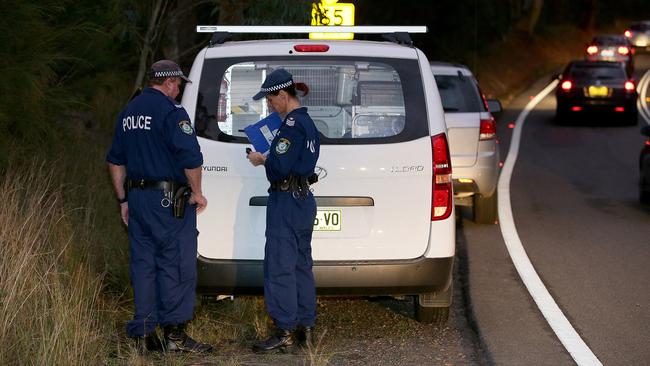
172, 186, 191, 219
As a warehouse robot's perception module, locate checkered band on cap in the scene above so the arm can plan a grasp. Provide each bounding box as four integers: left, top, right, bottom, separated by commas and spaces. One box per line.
260, 80, 293, 93
152, 70, 185, 78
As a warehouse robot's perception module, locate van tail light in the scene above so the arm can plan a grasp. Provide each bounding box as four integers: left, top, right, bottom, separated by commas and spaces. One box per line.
624, 80, 636, 92
618, 46, 630, 55
293, 44, 330, 52
431, 133, 453, 221
561, 80, 573, 91
624, 30, 632, 38
479, 117, 497, 141
587, 45, 599, 55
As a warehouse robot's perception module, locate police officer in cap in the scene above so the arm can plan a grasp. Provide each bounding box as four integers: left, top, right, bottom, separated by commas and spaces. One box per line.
247, 69, 320, 353
106, 60, 212, 354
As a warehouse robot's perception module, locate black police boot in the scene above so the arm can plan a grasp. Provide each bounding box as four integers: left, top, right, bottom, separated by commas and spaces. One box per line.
163, 324, 213, 354
131, 332, 164, 354
295, 326, 315, 349
252, 328, 296, 354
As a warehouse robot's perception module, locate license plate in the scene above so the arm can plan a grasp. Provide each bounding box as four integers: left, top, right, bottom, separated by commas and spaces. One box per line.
313, 210, 341, 231
601, 49, 614, 57
588, 86, 609, 97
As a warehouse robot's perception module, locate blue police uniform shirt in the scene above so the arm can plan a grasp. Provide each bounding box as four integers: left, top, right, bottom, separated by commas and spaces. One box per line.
106, 88, 203, 184
265, 107, 320, 183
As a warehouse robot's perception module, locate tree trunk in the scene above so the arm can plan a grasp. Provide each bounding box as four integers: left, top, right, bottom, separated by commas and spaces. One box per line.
133, 0, 164, 94
528, 0, 544, 35
217, 0, 249, 25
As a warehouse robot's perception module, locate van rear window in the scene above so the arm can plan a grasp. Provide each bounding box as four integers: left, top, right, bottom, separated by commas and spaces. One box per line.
195, 57, 428, 144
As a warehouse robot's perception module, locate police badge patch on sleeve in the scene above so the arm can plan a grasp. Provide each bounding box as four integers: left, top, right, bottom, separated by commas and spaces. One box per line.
179, 120, 193, 135
275, 138, 291, 154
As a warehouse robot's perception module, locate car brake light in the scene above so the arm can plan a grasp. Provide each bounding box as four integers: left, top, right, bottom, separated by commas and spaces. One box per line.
624, 30, 632, 38
571, 106, 583, 112
587, 45, 598, 55
561, 80, 573, 91
431, 133, 452, 221
624, 81, 635, 92
479, 117, 496, 141
293, 44, 330, 52
645, 140, 650, 146
614, 107, 625, 112
618, 46, 630, 55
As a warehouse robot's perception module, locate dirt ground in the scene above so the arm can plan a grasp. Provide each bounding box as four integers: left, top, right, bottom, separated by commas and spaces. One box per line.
114, 243, 485, 366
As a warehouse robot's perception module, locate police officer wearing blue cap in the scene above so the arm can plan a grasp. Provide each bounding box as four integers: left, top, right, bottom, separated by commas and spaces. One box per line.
106, 60, 213, 354
247, 69, 320, 353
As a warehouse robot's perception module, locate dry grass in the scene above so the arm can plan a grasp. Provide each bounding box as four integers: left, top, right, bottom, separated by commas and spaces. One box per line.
0, 163, 111, 365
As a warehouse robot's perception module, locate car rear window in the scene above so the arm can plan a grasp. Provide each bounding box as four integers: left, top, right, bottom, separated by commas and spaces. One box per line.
568, 64, 626, 80
195, 57, 428, 145
631, 23, 650, 31
592, 36, 626, 45
434, 74, 484, 113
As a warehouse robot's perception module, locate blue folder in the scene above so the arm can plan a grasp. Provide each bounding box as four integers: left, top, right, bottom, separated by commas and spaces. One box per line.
243, 112, 283, 154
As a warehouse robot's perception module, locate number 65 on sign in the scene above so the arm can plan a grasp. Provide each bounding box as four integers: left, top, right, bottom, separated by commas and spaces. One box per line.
310, 1, 355, 40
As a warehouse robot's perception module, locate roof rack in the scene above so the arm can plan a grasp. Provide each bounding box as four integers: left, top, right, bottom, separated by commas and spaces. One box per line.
196, 25, 427, 47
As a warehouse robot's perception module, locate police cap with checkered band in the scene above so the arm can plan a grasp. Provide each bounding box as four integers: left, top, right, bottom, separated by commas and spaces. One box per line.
252, 69, 294, 100
148, 60, 192, 83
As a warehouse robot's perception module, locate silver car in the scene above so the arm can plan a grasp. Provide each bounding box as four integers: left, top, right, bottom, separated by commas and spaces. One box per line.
626, 21, 650, 50
430, 62, 501, 224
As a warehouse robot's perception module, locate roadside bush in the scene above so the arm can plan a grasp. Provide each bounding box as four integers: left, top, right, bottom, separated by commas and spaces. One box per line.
0, 163, 111, 365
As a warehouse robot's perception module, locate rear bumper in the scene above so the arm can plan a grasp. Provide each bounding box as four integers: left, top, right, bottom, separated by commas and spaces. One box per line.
557, 94, 637, 112
452, 143, 500, 198
196, 255, 454, 296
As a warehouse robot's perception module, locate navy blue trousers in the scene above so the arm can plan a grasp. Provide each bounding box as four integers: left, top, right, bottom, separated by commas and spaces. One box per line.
264, 191, 317, 331
126, 189, 198, 338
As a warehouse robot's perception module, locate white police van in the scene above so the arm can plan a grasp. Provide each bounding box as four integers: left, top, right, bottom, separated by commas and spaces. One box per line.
181, 26, 455, 324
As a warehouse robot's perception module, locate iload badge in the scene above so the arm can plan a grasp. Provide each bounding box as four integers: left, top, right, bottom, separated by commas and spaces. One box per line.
179, 120, 193, 135
275, 138, 291, 154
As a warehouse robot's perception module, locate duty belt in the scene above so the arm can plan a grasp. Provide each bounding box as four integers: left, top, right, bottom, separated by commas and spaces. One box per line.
126, 179, 181, 192
269, 173, 318, 197
125, 178, 191, 217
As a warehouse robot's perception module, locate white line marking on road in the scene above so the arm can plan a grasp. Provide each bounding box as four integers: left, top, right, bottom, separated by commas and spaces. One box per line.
497, 79, 603, 366
637, 68, 650, 126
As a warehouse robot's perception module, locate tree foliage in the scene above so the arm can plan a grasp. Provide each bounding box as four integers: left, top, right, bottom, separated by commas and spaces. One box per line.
1, 0, 649, 166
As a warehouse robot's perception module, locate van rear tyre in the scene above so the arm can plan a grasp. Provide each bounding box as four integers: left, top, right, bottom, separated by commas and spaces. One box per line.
414, 300, 450, 326
473, 191, 498, 224
640, 188, 650, 205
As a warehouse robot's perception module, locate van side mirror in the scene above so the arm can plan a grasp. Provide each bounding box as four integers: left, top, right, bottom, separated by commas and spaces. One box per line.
486, 99, 502, 114
641, 125, 650, 137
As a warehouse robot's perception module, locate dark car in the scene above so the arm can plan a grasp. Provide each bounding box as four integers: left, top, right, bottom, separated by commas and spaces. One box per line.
640, 126, 650, 204
555, 60, 638, 125
585, 34, 634, 75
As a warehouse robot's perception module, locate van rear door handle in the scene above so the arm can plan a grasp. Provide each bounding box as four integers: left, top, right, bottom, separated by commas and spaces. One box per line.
249, 196, 374, 207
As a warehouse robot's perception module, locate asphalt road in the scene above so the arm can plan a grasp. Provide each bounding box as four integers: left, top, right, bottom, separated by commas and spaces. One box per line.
461, 54, 650, 365
165, 56, 650, 366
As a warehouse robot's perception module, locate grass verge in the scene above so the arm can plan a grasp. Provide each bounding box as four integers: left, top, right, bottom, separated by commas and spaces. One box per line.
0, 163, 111, 365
